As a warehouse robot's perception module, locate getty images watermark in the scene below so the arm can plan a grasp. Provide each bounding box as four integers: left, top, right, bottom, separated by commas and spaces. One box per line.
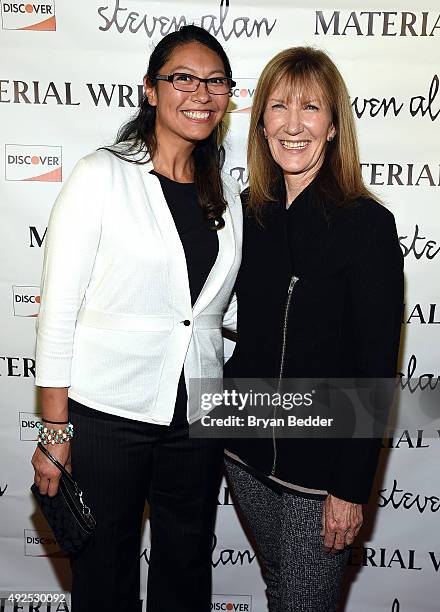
199, 387, 334, 429
188, 378, 440, 439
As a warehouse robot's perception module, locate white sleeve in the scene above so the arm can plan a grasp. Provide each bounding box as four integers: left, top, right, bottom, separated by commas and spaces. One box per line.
222, 292, 237, 334
221, 173, 241, 335
35, 155, 105, 387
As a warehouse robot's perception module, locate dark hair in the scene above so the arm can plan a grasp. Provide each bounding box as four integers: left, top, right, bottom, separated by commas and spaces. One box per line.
103, 25, 233, 230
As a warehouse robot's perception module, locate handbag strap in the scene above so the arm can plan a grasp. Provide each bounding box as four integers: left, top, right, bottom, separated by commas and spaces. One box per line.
37, 442, 77, 488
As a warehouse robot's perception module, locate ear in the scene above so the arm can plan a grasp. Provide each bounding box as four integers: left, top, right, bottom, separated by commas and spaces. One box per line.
144, 75, 157, 107
327, 123, 336, 142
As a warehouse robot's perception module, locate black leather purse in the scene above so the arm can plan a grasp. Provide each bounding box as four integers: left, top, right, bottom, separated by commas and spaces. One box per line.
31, 442, 96, 555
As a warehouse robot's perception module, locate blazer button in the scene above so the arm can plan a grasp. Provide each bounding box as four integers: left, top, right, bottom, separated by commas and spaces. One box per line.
183, 320, 191, 326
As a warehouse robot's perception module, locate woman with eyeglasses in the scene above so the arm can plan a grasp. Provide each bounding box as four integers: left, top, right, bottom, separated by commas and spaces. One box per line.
32, 25, 241, 612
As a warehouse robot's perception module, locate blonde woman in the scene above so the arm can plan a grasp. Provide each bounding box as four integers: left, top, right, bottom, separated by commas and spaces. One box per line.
225, 47, 403, 611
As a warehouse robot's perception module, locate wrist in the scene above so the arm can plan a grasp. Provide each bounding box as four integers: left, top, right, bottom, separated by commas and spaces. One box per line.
42, 417, 69, 425
36, 422, 74, 446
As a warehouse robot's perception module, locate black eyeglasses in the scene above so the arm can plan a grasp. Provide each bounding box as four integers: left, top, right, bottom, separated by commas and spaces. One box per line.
153, 73, 236, 95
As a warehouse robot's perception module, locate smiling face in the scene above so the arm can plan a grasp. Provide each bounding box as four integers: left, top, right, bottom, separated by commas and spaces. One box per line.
145, 42, 230, 149
262, 78, 336, 188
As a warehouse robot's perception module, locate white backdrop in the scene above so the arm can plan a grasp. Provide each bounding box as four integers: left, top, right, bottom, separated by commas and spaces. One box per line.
1, 1, 439, 611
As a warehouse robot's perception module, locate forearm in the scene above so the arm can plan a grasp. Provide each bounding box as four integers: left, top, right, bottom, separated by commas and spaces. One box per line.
39, 387, 69, 423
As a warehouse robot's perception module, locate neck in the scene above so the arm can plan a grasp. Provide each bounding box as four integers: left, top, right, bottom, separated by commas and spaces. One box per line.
284, 171, 316, 207
152, 126, 195, 182
284, 153, 326, 207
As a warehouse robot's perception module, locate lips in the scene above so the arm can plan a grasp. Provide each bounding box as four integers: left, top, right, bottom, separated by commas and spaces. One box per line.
280, 140, 310, 150
182, 110, 212, 120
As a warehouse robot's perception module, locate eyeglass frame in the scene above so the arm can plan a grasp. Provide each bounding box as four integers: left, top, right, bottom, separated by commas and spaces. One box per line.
151, 72, 236, 95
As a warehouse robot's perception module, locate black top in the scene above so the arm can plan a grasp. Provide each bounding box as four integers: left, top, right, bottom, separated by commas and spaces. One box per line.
284, 181, 329, 275
225, 180, 404, 503
152, 171, 219, 305
151, 171, 219, 423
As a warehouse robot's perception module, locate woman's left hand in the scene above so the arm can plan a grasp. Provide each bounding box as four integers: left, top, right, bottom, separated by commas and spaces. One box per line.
321, 494, 363, 553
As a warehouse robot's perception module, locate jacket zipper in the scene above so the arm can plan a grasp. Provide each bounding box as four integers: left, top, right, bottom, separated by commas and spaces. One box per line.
271, 274, 299, 476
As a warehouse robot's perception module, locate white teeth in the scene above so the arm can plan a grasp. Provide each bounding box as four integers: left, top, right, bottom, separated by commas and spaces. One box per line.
280, 140, 309, 149
182, 110, 210, 119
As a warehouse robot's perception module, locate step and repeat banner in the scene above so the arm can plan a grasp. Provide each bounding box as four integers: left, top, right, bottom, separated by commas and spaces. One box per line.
1, 1, 439, 611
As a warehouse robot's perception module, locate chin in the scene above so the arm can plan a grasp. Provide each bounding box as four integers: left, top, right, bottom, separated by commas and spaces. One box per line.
281, 164, 309, 175
185, 128, 215, 142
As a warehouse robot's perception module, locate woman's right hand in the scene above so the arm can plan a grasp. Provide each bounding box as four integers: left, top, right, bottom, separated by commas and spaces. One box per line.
321, 494, 363, 552
31, 441, 71, 497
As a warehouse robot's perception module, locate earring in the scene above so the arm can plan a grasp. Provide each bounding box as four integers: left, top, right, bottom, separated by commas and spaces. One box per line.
327, 135, 334, 142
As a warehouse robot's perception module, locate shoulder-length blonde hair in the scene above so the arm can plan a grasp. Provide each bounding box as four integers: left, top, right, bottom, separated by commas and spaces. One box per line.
247, 46, 375, 214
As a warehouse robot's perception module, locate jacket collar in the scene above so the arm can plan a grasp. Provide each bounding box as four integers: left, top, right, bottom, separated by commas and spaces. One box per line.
137, 159, 236, 319
193, 201, 236, 317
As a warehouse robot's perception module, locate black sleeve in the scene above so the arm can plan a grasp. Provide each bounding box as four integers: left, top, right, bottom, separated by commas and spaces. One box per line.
328, 207, 404, 504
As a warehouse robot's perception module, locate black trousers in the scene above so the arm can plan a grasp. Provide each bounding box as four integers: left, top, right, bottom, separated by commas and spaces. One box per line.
68, 395, 223, 612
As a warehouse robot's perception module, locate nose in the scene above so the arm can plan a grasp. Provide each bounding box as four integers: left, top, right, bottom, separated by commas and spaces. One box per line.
285, 107, 303, 135
191, 80, 212, 103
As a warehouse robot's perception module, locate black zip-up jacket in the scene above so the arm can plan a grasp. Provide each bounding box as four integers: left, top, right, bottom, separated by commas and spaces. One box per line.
225, 181, 404, 504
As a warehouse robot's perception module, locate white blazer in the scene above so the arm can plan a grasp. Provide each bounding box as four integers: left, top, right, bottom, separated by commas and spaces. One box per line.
35, 147, 242, 424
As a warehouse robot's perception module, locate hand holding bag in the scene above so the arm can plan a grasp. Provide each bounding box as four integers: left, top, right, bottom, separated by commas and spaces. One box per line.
31, 442, 96, 555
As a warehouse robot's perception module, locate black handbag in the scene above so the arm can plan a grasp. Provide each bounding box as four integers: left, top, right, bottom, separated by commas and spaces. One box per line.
31, 442, 96, 555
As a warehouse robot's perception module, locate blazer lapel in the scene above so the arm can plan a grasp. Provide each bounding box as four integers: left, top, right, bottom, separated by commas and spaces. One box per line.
138, 162, 192, 318
193, 199, 236, 317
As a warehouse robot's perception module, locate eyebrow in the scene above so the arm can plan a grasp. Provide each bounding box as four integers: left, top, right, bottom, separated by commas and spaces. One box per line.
268, 96, 321, 104
170, 65, 226, 76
